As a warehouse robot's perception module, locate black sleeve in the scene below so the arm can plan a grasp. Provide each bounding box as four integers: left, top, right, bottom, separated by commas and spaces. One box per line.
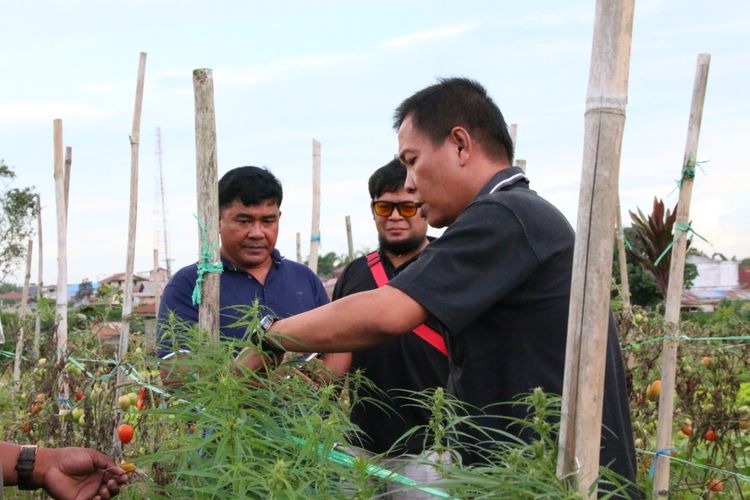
390, 200, 539, 335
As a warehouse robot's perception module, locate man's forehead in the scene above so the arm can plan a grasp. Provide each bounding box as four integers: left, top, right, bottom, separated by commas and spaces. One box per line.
222, 198, 279, 215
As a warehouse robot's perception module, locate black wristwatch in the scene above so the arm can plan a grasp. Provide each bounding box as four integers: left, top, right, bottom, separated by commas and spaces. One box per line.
253, 314, 285, 357
16, 445, 38, 490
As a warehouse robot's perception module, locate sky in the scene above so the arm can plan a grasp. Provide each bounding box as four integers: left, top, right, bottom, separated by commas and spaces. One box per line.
1, 0, 748, 286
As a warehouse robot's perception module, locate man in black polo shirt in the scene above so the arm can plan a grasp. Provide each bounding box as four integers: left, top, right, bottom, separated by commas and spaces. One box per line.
240, 78, 637, 492
324, 159, 449, 494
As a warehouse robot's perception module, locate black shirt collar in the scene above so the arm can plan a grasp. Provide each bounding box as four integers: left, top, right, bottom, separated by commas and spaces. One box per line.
477, 166, 529, 197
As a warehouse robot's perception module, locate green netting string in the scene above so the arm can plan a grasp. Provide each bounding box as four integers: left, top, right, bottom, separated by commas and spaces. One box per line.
624, 238, 634, 251
653, 223, 710, 267
669, 159, 709, 196
622, 334, 750, 351
191, 213, 223, 306
638, 448, 750, 483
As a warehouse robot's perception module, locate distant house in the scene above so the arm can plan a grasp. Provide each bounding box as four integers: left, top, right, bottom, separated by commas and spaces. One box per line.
99, 272, 148, 293
682, 255, 750, 311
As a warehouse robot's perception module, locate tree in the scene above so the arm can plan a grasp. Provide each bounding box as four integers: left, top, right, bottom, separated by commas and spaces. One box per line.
305, 251, 345, 279
0, 160, 37, 281
74, 278, 95, 302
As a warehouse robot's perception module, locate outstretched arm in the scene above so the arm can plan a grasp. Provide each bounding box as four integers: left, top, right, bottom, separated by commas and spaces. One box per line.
238, 285, 427, 370
1, 441, 128, 500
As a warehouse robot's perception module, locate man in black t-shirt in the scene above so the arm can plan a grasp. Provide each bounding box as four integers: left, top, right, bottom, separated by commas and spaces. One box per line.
324, 159, 449, 457
239, 78, 638, 495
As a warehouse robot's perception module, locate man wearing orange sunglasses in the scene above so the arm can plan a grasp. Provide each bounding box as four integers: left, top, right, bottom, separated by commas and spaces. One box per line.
323, 159, 448, 496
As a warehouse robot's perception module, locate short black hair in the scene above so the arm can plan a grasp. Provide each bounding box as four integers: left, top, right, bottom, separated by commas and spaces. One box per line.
393, 77, 514, 164
218, 166, 283, 209
368, 158, 407, 199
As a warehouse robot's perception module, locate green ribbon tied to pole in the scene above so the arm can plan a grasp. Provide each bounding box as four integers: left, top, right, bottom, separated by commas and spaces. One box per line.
653, 223, 710, 267
192, 213, 223, 306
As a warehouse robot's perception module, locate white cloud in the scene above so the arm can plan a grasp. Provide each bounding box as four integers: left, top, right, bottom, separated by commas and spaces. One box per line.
0, 101, 110, 124
380, 22, 479, 48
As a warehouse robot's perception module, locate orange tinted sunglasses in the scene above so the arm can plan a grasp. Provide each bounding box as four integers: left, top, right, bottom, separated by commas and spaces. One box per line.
371, 201, 419, 218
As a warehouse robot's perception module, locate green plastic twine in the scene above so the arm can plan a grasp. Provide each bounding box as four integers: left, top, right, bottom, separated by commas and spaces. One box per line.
653, 223, 710, 267
637, 448, 750, 483
622, 334, 750, 351
191, 213, 223, 306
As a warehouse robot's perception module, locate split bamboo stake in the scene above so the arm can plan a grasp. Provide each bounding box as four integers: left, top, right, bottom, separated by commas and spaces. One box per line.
13, 239, 33, 382
118, 51, 147, 366
53, 118, 68, 364
296, 232, 302, 263
114, 52, 147, 452
652, 53, 711, 498
309, 139, 321, 275
556, 0, 635, 496
153, 248, 161, 325
193, 68, 221, 338
615, 196, 631, 313
32, 194, 43, 361
64, 146, 72, 221
345, 215, 353, 261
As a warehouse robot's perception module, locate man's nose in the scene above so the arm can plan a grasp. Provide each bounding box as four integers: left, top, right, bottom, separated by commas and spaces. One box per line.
245, 222, 263, 238
404, 170, 417, 194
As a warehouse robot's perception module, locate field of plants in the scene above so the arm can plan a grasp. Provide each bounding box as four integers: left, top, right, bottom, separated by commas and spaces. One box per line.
1, 291, 749, 498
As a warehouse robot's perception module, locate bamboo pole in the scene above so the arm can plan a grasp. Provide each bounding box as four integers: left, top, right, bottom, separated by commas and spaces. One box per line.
113, 52, 147, 452
13, 239, 33, 382
118, 51, 147, 365
53, 119, 68, 364
296, 232, 302, 263
652, 53, 711, 498
345, 215, 353, 261
556, 0, 635, 496
615, 197, 631, 313
153, 248, 161, 319
193, 68, 221, 338
32, 194, 43, 361
64, 146, 72, 221
309, 140, 322, 275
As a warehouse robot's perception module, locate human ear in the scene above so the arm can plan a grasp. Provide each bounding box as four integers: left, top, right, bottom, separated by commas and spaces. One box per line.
450, 126, 471, 163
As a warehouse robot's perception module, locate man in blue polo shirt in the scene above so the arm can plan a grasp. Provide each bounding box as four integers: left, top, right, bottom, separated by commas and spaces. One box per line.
157, 166, 328, 356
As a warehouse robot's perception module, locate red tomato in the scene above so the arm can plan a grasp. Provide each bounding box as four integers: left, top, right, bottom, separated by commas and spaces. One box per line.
118, 424, 134, 444
707, 479, 724, 492
75, 389, 85, 401
681, 426, 693, 437
705, 429, 716, 441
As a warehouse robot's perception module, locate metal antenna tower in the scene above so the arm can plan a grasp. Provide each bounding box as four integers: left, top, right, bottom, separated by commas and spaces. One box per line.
154, 127, 172, 277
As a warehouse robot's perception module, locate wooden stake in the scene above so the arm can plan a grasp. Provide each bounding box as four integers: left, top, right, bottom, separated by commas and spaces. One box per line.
53, 118, 68, 364
64, 146, 72, 221
516, 159, 527, 173
556, 0, 635, 496
32, 193, 43, 361
345, 215, 353, 261
296, 232, 302, 263
309, 139, 322, 275
118, 51, 147, 364
153, 248, 161, 319
193, 68, 221, 338
113, 52, 147, 452
509, 123, 518, 151
13, 239, 33, 382
615, 197, 631, 313
652, 53, 711, 498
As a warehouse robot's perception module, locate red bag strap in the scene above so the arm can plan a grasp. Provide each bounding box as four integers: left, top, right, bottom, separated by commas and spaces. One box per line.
366, 251, 448, 356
